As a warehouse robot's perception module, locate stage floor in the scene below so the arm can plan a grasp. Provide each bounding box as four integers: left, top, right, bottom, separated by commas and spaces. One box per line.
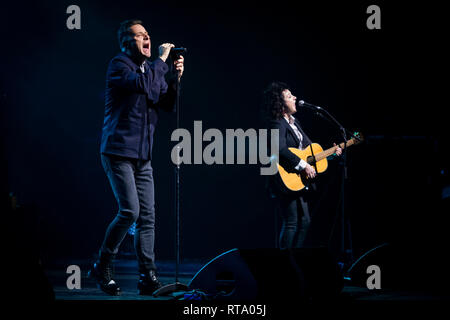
45, 258, 450, 302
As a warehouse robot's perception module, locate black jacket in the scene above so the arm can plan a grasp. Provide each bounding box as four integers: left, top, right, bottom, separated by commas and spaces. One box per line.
267, 116, 314, 197
269, 117, 312, 173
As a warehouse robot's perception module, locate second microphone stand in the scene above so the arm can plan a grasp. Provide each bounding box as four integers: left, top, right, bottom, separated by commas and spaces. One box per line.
304, 104, 356, 268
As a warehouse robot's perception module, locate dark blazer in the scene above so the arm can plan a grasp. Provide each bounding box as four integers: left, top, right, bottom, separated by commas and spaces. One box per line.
100, 52, 176, 160
269, 117, 312, 173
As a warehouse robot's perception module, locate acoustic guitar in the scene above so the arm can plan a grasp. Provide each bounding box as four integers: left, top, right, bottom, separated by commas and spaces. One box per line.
276, 132, 363, 192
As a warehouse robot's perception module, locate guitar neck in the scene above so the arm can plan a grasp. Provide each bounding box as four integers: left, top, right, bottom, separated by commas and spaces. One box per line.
313, 139, 356, 162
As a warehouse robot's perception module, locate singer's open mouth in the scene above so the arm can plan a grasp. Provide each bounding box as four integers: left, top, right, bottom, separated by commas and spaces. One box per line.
142, 42, 150, 55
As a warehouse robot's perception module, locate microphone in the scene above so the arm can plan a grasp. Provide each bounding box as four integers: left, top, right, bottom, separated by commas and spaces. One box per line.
170, 47, 187, 59
297, 100, 322, 110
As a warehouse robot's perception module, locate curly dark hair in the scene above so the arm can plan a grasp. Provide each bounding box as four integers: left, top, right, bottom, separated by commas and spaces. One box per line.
261, 81, 291, 121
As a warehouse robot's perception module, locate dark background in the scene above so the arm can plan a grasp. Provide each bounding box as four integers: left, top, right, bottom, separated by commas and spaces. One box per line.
1, 0, 448, 274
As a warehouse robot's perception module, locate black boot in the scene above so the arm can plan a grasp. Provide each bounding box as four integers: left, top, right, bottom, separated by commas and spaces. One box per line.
137, 270, 162, 295
88, 251, 121, 296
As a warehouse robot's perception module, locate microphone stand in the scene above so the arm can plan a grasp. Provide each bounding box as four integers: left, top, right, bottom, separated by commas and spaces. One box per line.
303, 103, 354, 269
153, 54, 189, 297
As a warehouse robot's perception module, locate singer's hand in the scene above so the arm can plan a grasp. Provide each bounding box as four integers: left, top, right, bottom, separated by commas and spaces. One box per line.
174, 55, 184, 80
158, 43, 175, 62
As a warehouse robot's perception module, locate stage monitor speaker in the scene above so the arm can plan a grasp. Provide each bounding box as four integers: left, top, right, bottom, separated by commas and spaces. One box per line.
347, 242, 450, 292
188, 247, 343, 301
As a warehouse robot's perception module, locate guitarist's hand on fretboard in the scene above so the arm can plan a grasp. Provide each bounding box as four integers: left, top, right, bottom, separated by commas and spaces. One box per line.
333, 143, 343, 156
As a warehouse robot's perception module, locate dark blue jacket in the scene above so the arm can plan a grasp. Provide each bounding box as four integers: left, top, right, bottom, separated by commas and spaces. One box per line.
100, 52, 176, 160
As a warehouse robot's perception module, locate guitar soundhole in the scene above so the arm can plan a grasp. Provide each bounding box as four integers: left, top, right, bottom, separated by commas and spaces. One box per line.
306, 156, 315, 165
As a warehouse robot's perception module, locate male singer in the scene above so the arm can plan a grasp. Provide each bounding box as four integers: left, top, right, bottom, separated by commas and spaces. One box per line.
89, 19, 184, 296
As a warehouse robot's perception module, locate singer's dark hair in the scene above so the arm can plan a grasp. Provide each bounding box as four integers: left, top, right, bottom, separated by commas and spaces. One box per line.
118, 19, 143, 50
261, 81, 291, 121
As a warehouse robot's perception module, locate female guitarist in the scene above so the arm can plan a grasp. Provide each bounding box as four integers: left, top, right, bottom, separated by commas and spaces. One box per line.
262, 82, 342, 249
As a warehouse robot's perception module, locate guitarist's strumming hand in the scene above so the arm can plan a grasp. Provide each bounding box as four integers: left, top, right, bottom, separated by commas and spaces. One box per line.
304, 163, 316, 179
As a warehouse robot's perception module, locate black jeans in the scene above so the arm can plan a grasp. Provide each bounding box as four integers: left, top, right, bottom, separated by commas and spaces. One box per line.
100, 154, 157, 273
275, 194, 311, 249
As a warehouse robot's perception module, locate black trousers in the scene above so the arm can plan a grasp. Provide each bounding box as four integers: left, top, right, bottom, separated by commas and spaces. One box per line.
274, 193, 311, 249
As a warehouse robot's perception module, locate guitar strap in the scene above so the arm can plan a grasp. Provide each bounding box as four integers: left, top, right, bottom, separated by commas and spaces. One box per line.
309, 144, 318, 173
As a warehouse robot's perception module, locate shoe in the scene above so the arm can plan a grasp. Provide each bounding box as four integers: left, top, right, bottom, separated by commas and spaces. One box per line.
88, 252, 121, 296
137, 270, 162, 295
